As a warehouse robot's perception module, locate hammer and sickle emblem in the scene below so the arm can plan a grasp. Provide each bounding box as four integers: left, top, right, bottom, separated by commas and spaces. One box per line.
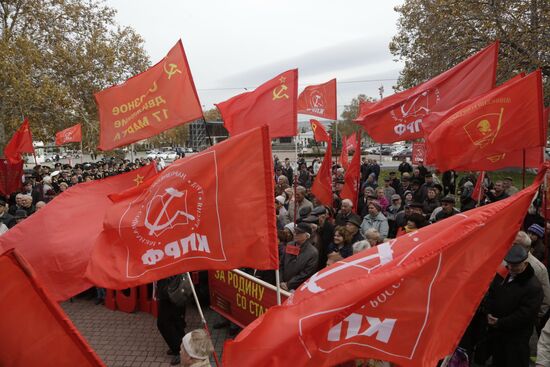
164, 63, 182, 80
144, 187, 195, 236
272, 84, 289, 101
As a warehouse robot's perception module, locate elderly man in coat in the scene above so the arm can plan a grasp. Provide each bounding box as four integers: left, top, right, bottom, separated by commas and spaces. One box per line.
486, 244, 542, 367
280, 222, 319, 291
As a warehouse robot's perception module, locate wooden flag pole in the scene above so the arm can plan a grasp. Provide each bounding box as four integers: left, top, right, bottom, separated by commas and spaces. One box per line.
186, 273, 221, 367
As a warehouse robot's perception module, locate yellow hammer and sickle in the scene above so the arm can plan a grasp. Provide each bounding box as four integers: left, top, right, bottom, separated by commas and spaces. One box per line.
164, 63, 182, 80
273, 84, 289, 100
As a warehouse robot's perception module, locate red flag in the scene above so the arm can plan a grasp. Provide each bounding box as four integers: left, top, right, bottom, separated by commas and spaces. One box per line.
424, 70, 545, 171
354, 42, 498, 143
453, 146, 543, 171
95, 40, 203, 151
310, 119, 331, 143
223, 163, 547, 367
339, 136, 349, 170
86, 126, 278, 289
311, 144, 333, 207
55, 123, 82, 145
3, 118, 35, 164
471, 171, 485, 203
0, 159, 23, 197
411, 142, 426, 164
341, 133, 361, 208
298, 79, 337, 120
216, 70, 298, 138
0, 164, 157, 301
0, 250, 105, 367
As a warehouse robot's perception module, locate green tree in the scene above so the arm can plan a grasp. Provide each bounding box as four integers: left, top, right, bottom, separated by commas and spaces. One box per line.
0, 0, 150, 153
390, 0, 549, 104
203, 107, 222, 122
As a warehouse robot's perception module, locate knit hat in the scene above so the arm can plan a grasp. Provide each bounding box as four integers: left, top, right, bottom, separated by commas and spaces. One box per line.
528, 224, 545, 238
275, 195, 285, 205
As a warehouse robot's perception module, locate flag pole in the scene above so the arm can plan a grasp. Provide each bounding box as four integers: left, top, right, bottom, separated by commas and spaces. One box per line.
522, 148, 526, 189
378, 85, 384, 165
275, 269, 282, 305
201, 115, 214, 147
186, 273, 221, 367
80, 141, 83, 164
477, 171, 484, 206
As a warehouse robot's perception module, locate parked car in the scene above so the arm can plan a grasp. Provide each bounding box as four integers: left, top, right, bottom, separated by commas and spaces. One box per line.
146, 150, 159, 159
392, 148, 412, 160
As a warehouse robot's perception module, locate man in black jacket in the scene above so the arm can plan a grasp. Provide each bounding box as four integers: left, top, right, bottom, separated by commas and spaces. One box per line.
157, 276, 187, 365
486, 245, 542, 367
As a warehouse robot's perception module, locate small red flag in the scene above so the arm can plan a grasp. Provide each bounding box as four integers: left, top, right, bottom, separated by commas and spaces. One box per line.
3, 118, 35, 164
55, 123, 82, 146
471, 171, 486, 203
340, 133, 361, 208
95, 40, 203, 150
310, 119, 331, 143
0, 159, 24, 197
223, 163, 547, 367
86, 126, 278, 289
216, 70, 298, 138
411, 142, 426, 164
0, 164, 157, 301
311, 144, 333, 207
355, 42, 498, 143
298, 79, 337, 120
424, 70, 545, 171
0, 250, 105, 367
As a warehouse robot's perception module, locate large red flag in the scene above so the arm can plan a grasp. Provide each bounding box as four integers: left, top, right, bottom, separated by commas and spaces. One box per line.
340, 133, 361, 208
95, 40, 202, 150
424, 70, 545, 171
55, 123, 82, 145
0, 250, 105, 367
453, 146, 543, 171
310, 119, 331, 143
0, 159, 23, 197
3, 118, 35, 164
86, 126, 278, 289
216, 70, 298, 138
354, 42, 498, 143
0, 164, 157, 301
223, 163, 547, 367
297, 79, 337, 120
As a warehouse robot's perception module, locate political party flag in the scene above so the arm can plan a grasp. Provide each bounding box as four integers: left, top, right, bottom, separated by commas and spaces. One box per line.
86, 126, 278, 289
216, 69, 298, 138
310, 119, 331, 143
340, 133, 361, 208
55, 123, 82, 145
354, 41, 498, 143
223, 162, 547, 367
411, 142, 426, 164
471, 171, 485, 203
424, 70, 544, 171
452, 146, 543, 171
0, 250, 105, 367
0, 164, 157, 301
297, 79, 337, 120
311, 144, 333, 207
3, 118, 35, 164
0, 159, 23, 197
95, 40, 202, 151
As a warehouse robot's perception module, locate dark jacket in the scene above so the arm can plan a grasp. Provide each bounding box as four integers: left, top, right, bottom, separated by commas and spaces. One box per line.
422, 198, 440, 215
0, 212, 16, 228
398, 162, 412, 176
327, 242, 353, 259
280, 239, 319, 290
485, 263, 542, 367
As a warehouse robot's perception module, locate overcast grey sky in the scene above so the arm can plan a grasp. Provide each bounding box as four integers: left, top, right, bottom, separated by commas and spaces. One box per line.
107, 0, 405, 119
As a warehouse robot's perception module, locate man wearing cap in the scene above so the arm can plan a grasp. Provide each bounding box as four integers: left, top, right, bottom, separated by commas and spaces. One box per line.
0, 200, 15, 229
345, 214, 364, 244
503, 177, 519, 196
431, 195, 460, 223
387, 194, 403, 238
398, 157, 412, 178
527, 224, 546, 262
360, 201, 389, 240
382, 177, 396, 202
485, 244, 542, 367
280, 222, 319, 291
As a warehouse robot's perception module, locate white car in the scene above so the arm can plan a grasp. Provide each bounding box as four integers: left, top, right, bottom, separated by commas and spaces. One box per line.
146, 150, 159, 159
157, 151, 178, 160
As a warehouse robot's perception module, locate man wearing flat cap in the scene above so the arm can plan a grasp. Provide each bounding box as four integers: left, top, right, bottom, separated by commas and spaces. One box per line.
485, 244, 542, 367
280, 222, 319, 291
430, 195, 460, 223
345, 214, 364, 244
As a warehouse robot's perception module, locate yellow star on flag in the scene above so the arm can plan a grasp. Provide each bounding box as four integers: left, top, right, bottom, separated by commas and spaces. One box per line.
133, 174, 144, 186
279, 76, 286, 83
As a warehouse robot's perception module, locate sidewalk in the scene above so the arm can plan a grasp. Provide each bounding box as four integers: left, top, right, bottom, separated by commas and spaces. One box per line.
62, 299, 230, 367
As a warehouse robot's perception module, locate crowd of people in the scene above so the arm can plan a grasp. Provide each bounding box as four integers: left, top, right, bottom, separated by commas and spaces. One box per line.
271, 154, 549, 367
2, 152, 550, 366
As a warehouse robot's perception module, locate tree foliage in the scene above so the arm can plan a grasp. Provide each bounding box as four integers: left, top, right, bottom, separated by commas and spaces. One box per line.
0, 0, 150, 152
390, 0, 549, 105
337, 94, 376, 143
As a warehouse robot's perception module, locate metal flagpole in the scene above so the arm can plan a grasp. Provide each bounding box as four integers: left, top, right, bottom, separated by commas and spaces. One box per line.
80, 140, 83, 163
275, 269, 282, 305
186, 273, 221, 367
